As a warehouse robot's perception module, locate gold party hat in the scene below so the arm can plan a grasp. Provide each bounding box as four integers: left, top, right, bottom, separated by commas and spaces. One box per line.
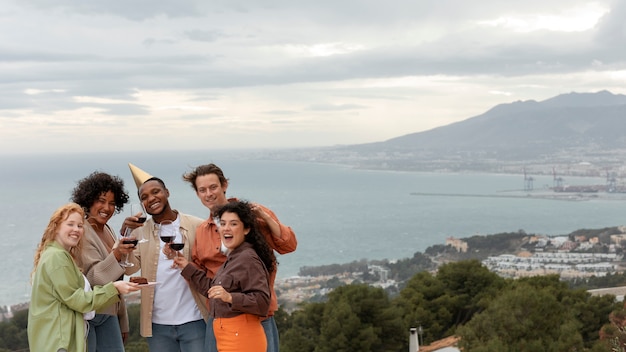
128, 163, 153, 189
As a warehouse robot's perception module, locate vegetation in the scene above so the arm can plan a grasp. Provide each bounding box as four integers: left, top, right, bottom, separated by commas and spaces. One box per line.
4, 227, 626, 351
2, 260, 625, 351
0, 303, 148, 352
277, 261, 626, 352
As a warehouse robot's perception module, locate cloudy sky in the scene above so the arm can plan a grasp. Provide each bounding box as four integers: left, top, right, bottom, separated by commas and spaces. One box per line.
1, 0, 625, 154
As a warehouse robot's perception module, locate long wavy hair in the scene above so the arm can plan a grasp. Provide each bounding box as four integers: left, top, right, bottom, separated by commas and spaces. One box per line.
215, 200, 277, 274
31, 203, 85, 279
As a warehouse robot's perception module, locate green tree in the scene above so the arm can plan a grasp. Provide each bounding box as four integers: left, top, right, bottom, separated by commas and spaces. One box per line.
280, 302, 325, 352
395, 260, 504, 344
316, 284, 404, 352
280, 284, 404, 352
0, 309, 29, 351
455, 274, 613, 352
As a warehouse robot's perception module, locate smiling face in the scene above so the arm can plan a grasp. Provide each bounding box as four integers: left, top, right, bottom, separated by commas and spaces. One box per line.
139, 179, 170, 217
55, 211, 84, 251
219, 211, 249, 252
87, 191, 115, 226
195, 173, 228, 213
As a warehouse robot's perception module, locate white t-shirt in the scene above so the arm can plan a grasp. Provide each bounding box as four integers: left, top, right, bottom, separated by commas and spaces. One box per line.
152, 216, 204, 325
82, 274, 95, 321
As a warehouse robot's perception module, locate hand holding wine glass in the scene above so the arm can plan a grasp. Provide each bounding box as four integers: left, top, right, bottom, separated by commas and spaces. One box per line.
131, 203, 149, 243
170, 228, 184, 258
131, 203, 148, 224
119, 228, 135, 268
159, 220, 177, 259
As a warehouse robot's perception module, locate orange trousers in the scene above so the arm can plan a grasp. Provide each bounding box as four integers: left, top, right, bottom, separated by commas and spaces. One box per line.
213, 314, 267, 352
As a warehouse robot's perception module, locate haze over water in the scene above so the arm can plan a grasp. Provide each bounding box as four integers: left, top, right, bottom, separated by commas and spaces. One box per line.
2, 150, 626, 307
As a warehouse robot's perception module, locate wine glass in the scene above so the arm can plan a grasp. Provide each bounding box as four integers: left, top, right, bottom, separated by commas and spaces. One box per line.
119, 228, 135, 268
158, 220, 175, 244
131, 203, 149, 243
170, 229, 184, 258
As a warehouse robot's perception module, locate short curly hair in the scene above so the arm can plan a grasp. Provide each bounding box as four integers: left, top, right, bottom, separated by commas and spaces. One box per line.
71, 171, 129, 214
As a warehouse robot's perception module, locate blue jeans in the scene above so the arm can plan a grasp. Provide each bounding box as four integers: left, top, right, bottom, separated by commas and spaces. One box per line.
205, 317, 218, 352
148, 319, 206, 352
205, 316, 279, 352
87, 314, 125, 352
262, 316, 279, 352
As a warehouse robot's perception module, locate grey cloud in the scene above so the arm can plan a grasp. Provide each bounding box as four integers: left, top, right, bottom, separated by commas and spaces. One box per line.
20, 0, 205, 20
2, 0, 623, 118
184, 30, 225, 43
143, 38, 179, 47
594, 0, 626, 47
18, 0, 595, 23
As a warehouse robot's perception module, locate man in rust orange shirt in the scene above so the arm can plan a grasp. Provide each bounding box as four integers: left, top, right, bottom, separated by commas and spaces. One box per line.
182, 163, 297, 352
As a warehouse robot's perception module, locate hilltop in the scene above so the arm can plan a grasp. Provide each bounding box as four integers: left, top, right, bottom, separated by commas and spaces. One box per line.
250, 90, 626, 176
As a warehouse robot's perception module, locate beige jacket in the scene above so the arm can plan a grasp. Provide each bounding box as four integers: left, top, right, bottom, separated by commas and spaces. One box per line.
125, 211, 208, 337
79, 222, 129, 332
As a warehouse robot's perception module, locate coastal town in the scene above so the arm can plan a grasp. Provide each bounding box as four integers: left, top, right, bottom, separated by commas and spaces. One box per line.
3, 227, 626, 323
273, 228, 626, 311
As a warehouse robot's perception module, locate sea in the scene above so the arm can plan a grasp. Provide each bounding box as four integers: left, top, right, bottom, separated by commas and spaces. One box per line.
2, 150, 626, 308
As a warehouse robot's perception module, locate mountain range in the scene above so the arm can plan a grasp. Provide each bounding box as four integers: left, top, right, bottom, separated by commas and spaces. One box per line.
252, 90, 626, 174
293, 90, 626, 173
367, 90, 626, 157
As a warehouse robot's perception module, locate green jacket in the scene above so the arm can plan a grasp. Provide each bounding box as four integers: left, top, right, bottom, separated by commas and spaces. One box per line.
28, 241, 120, 352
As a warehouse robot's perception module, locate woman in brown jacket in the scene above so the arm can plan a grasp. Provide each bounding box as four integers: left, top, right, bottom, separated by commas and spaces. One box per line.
173, 201, 276, 352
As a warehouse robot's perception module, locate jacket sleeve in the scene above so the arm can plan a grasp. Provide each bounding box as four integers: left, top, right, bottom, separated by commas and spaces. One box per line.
181, 263, 212, 298
229, 252, 270, 317
258, 205, 297, 254
82, 234, 125, 286
48, 253, 120, 314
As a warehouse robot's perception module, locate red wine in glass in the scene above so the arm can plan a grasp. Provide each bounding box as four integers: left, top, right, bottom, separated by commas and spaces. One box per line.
131, 203, 148, 224
170, 243, 184, 251
159, 220, 175, 244
120, 228, 135, 267
123, 239, 139, 246
160, 235, 174, 243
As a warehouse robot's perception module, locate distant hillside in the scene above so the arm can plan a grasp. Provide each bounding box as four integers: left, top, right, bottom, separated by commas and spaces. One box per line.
258, 90, 626, 174
352, 90, 626, 159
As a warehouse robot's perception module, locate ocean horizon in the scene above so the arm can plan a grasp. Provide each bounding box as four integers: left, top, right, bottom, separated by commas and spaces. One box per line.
2, 150, 626, 307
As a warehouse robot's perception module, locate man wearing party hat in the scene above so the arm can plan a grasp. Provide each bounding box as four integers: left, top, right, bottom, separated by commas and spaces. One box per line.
123, 163, 207, 352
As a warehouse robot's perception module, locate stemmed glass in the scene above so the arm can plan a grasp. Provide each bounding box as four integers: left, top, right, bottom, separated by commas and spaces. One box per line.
131, 203, 149, 244
170, 229, 184, 258
119, 228, 136, 268
159, 220, 180, 259
159, 220, 175, 244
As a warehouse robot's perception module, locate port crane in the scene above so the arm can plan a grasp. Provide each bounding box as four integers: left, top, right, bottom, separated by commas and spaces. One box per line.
523, 167, 534, 191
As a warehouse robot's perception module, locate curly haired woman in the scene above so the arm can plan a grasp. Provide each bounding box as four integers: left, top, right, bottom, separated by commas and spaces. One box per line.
71, 171, 137, 351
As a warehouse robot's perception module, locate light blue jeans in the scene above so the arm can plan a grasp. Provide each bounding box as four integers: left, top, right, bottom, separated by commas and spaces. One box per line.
148, 319, 206, 352
262, 316, 280, 352
87, 314, 125, 352
205, 316, 279, 352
